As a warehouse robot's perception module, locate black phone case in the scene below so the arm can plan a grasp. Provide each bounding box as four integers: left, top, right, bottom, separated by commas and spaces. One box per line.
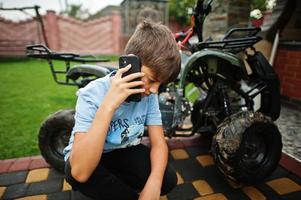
119, 55, 142, 102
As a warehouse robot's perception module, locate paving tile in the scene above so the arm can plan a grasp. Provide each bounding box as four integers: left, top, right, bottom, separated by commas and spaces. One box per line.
0, 186, 6, 199
0, 171, 28, 186
281, 191, 301, 200
192, 180, 214, 196
194, 193, 228, 200
26, 178, 63, 196
288, 173, 301, 186
181, 135, 203, 148
176, 172, 184, 185
48, 168, 64, 180
266, 177, 301, 195
29, 156, 50, 170
168, 153, 176, 163
16, 194, 47, 200
30, 155, 43, 160
255, 183, 282, 200
170, 149, 189, 160
196, 155, 214, 167
0, 158, 17, 164
1, 138, 301, 200
242, 186, 266, 200
173, 158, 205, 182
279, 153, 301, 177
185, 146, 210, 157
63, 179, 72, 191
290, 166, 301, 179
25, 168, 50, 183
8, 157, 31, 172
167, 183, 199, 200
167, 139, 185, 150
159, 195, 167, 200
47, 191, 71, 200
266, 166, 290, 181
2, 183, 29, 199
226, 179, 243, 189
204, 167, 236, 193
0, 159, 15, 174
287, 160, 301, 178
70, 190, 94, 200
223, 189, 251, 200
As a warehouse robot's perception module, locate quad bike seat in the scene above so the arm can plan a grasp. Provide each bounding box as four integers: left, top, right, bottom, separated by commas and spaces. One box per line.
66, 64, 115, 80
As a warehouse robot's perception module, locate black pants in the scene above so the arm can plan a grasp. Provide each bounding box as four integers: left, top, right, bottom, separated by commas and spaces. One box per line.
65, 144, 177, 200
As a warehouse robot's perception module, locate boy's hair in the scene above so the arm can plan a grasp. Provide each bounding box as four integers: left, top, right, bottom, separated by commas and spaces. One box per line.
124, 21, 181, 84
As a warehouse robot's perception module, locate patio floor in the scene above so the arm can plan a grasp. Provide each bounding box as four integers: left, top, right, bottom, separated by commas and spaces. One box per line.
1, 104, 301, 200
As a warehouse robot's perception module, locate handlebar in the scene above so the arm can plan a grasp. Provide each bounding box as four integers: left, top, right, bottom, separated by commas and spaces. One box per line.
193, 0, 214, 41
195, 0, 213, 16
26, 44, 109, 63
175, 0, 262, 54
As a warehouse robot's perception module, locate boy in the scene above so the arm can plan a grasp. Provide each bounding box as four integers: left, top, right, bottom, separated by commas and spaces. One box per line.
63, 21, 181, 200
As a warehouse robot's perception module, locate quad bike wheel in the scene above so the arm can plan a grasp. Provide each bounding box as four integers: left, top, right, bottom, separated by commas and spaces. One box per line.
212, 111, 282, 184
39, 109, 75, 173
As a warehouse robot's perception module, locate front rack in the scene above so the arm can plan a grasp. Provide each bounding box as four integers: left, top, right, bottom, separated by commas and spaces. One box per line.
194, 27, 262, 53
26, 44, 109, 63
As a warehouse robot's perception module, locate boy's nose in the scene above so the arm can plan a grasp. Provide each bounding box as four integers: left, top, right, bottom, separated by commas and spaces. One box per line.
149, 88, 157, 94
149, 84, 160, 94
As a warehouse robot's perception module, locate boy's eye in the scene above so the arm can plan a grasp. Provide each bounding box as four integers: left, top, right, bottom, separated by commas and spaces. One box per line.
149, 79, 157, 84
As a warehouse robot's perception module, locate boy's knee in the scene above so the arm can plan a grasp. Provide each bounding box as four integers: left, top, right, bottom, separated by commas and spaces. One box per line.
161, 166, 178, 195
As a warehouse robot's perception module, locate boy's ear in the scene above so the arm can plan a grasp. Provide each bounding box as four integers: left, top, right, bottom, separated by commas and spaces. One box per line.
176, 42, 181, 50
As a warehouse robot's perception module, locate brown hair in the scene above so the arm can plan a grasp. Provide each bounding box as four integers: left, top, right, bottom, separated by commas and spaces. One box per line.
124, 20, 181, 84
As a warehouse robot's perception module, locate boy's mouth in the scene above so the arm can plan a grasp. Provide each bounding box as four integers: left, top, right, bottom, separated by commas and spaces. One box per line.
142, 93, 149, 97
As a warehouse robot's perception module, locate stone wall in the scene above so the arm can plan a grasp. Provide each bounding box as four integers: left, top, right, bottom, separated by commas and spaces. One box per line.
203, 0, 251, 41
120, 0, 168, 36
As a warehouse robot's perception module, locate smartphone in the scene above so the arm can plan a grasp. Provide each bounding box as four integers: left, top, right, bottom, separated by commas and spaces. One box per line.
119, 55, 142, 102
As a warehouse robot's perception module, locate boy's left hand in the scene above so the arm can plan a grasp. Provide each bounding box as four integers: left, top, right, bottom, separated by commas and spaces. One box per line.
139, 175, 161, 200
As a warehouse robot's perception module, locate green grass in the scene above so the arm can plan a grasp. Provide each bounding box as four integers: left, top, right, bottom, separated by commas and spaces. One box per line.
0, 56, 196, 160
0, 55, 117, 160
97, 54, 119, 61
0, 58, 78, 159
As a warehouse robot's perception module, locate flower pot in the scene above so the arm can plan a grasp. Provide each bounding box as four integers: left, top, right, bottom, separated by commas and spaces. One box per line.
251, 18, 264, 28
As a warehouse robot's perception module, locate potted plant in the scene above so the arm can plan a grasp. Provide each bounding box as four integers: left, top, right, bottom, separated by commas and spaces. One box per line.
250, 9, 264, 27
250, 0, 276, 28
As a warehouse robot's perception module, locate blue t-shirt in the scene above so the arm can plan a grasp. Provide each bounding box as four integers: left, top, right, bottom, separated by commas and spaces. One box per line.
63, 73, 162, 161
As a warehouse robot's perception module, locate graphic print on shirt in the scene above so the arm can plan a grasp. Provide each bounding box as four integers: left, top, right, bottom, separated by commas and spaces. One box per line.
107, 115, 145, 146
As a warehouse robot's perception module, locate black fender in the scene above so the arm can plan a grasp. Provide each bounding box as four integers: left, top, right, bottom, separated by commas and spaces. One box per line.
179, 50, 248, 88
247, 51, 281, 120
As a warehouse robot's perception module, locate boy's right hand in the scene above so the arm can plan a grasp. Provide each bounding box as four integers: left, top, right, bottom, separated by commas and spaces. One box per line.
102, 64, 145, 111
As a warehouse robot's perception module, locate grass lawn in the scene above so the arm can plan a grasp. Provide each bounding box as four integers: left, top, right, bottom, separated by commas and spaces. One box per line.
0, 57, 116, 159
0, 56, 196, 160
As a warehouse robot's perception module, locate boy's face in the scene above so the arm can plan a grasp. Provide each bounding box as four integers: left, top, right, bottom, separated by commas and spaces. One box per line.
141, 65, 160, 97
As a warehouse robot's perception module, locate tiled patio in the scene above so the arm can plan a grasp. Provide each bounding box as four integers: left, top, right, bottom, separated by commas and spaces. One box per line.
1, 104, 301, 200
0, 136, 301, 200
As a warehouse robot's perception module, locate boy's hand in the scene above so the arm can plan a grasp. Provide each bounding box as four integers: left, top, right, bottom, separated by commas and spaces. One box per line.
139, 175, 161, 200
102, 64, 145, 111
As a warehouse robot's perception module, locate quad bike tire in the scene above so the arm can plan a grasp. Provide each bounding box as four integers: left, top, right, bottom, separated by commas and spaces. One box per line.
38, 109, 75, 173
212, 111, 282, 184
